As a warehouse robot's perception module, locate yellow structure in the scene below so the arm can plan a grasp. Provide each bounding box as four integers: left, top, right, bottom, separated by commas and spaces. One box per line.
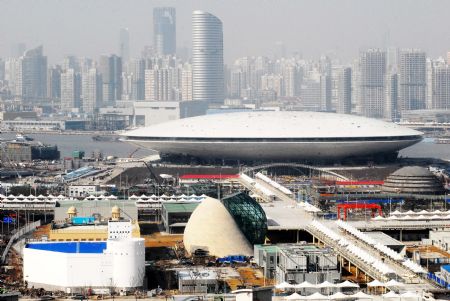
48, 221, 141, 241
49, 225, 109, 241
48, 206, 141, 241
67, 206, 77, 219
111, 205, 121, 220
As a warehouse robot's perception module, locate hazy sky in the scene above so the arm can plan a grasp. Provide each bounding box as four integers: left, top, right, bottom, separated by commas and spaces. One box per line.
1, 0, 450, 64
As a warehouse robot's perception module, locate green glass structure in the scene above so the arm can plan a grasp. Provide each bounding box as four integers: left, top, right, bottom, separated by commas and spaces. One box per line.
221, 192, 267, 245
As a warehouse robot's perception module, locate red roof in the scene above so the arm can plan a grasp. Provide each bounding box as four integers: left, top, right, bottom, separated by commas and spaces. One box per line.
335, 180, 384, 186
180, 174, 239, 180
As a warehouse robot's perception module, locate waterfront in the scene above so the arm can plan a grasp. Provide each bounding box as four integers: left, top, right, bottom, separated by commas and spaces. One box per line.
400, 137, 450, 161
1, 132, 448, 161
0, 132, 154, 158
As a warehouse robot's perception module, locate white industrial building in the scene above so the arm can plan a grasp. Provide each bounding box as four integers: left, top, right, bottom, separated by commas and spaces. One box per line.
67, 185, 100, 198
133, 100, 207, 127
23, 238, 145, 292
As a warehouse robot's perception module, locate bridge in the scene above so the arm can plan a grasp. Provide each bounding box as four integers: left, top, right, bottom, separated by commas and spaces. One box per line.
238, 172, 441, 291
242, 162, 349, 181
306, 220, 437, 291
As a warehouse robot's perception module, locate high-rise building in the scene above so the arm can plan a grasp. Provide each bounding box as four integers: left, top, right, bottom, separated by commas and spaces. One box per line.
386, 47, 399, 71
128, 59, 146, 100
181, 63, 193, 101
283, 65, 300, 97
192, 11, 224, 104
153, 7, 176, 56
385, 72, 399, 121
62, 56, 80, 72
432, 65, 450, 110
351, 58, 361, 114
144, 67, 169, 101
359, 49, 386, 118
230, 69, 243, 98
98, 54, 122, 105
61, 69, 81, 111
4, 58, 19, 89
15, 46, 48, 103
47, 66, 61, 100
399, 49, 426, 112
81, 68, 102, 113
300, 76, 321, 111
320, 74, 332, 111
119, 28, 130, 63
336, 67, 352, 114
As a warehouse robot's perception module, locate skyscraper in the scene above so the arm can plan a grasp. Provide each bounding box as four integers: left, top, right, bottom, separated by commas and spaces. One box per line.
399, 49, 426, 112
153, 7, 176, 56
386, 72, 399, 121
192, 11, 224, 104
144, 67, 170, 101
359, 49, 386, 118
98, 54, 122, 104
15, 46, 48, 103
320, 74, 332, 111
119, 28, 130, 63
81, 68, 102, 113
128, 59, 146, 100
47, 66, 61, 100
181, 63, 193, 101
61, 68, 81, 111
336, 67, 352, 114
283, 65, 300, 97
432, 65, 450, 110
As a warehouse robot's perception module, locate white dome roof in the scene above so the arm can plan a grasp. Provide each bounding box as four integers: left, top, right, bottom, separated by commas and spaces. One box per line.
183, 197, 253, 257
124, 111, 421, 139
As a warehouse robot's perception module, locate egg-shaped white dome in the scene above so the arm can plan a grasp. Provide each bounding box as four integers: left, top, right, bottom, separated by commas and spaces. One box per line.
183, 197, 252, 257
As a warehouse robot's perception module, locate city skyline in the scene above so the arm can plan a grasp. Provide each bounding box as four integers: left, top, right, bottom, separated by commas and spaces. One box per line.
2, 0, 450, 64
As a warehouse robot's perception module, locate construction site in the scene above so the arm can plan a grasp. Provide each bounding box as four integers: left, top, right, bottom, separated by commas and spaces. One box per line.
0, 158, 449, 300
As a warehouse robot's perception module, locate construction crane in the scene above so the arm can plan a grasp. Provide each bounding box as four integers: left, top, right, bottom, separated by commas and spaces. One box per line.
142, 161, 162, 185
128, 147, 140, 158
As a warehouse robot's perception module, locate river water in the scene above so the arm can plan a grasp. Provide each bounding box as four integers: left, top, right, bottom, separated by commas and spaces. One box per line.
1, 133, 449, 161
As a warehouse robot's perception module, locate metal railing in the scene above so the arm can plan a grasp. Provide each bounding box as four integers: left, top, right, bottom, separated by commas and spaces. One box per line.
352, 220, 450, 230
305, 225, 389, 283
1, 220, 41, 264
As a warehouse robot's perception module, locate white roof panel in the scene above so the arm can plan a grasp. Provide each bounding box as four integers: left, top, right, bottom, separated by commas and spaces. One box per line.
124, 111, 421, 139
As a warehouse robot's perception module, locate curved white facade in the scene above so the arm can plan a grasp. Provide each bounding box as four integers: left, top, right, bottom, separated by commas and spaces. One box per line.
192, 11, 224, 103
106, 239, 145, 289
123, 111, 423, 161
23, 238, 145, 292
184, 197, 253, 257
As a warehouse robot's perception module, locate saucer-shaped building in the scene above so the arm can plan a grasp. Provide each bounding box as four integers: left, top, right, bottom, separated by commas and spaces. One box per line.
382, 166, 445, 195
123, 111, 423, 161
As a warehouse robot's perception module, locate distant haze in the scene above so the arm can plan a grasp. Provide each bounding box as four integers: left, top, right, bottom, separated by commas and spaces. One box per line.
1, 0, 449, 63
